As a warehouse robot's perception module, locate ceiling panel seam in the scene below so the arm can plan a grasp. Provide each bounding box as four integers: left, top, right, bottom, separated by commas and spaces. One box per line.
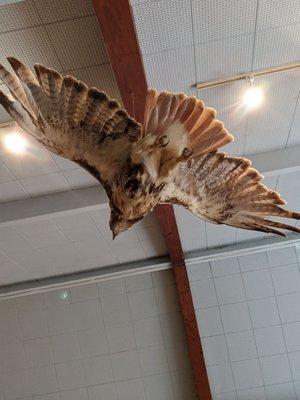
284, 89, 300, 148
0, 14, 96, 36
190, 0, 209, 247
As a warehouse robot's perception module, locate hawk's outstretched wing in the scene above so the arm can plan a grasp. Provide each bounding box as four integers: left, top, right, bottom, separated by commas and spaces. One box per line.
160, 152, 300, 236
0, 57, 141, 192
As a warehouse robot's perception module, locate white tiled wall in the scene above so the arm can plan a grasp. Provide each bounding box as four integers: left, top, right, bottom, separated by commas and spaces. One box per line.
0, 270, 196, 400
188, 245, 300, 399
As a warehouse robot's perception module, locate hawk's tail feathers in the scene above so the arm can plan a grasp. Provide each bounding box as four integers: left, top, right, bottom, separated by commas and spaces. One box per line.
144, 88, 233, 157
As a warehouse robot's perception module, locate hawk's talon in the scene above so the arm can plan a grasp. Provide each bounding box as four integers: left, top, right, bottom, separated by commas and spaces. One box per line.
155, 135, 169, 148
181, 147, 193, 160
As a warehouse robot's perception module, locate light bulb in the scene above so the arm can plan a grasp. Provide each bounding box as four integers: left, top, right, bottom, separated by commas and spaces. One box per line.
243, 86, 264, 108
59, 290, 69, 300
3, 131, 28, 154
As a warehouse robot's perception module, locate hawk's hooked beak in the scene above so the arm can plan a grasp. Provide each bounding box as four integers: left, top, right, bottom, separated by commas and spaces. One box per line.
112, 231, 118, 240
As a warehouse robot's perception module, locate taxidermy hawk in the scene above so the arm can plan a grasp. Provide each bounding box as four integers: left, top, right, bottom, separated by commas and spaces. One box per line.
0, 57, 299, 238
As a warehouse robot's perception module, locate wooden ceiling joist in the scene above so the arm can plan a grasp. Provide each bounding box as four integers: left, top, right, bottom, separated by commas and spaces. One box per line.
93, 1, 212, 398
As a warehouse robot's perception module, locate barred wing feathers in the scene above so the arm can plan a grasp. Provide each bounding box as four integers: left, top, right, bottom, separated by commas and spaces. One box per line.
0, 57, 142, 189
161, 152, 300, 236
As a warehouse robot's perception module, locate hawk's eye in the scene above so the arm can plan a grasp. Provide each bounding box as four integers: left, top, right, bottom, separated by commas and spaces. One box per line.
125, 179, 140, 192
128, 164, 143, 176
111, 208, 121, 220
128, 216, 143, 224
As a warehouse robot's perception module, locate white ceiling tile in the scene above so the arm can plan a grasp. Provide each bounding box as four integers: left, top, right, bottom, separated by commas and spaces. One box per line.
34, 0, 94, 24
0, 161, 15, 183
276, 171, 300, 211
0, 225, 23, 241
0, 180, 29, 202
66, 64, 121, 102
198, 82, 249, 156
287, 93, 300, 146
62, 168, 98, 189
254, 69, 300, 101
253, 23, 300, 70
0, 234, 33, 254
75, 237, 119, 268
244, 95, 297, 154
107, 232, 147, 262
143, 46, 196, 95
108, 229, 140, 246
217, 110, 246, 156
0, 26, 62, 71
174, 206, 207, 252
0, 254, 23, 285
0, 140, 60, 179
51, 212, 94, 230
206, 224, 237, 248
260, 176, 279, 190
135, 225, 164, 242
60, 225, 99, 243
21, 228, 68, 249
131, 0, 153, 4
13, 219, 58, 235
8, 248, 53, 278
51, 154, 78, 171
256, 0, 300, 31
114, 244, 146, 263
46, 16, 108, 70
140, 238, 167, 257
192, 0, 257, 43
223, 131, 246, 157
198, 80, 249, 113
19, 172, 70, 196
13, 219, 69, 249
0, 84, 12, 123
195, 34, 253, 82
132, 0, 193, 55
0, 104, 11, 124
236, 228, 268, 243
0, 0, 41, 33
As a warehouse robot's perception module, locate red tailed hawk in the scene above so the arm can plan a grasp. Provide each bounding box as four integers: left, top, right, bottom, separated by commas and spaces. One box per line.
0, 58, 299, 238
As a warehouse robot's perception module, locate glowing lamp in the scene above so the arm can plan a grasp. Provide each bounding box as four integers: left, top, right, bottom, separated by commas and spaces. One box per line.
3, 127, 28, 154
243, 75, 264, 109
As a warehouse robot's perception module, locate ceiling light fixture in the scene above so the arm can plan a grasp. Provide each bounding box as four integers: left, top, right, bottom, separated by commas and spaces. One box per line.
243, 75, 264, 108
2, 124, 28, 154
196, 62, 300, 90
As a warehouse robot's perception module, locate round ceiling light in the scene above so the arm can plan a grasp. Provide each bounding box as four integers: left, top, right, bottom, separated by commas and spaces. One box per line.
3, 130, 28, 154
243, 86, 264, 108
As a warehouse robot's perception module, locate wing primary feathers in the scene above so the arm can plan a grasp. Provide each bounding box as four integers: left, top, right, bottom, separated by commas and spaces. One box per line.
161, 152, 300, 237
0, 57, 142, 186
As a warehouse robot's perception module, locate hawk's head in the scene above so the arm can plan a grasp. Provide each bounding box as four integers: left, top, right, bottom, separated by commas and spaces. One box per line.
109, 206, 143, 239
108, 165, 162, 238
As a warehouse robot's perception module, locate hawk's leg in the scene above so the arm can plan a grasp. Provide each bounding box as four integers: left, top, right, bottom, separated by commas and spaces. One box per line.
154, 135, 169, 148
131, 135, 169, 164
159, 147, 193, 178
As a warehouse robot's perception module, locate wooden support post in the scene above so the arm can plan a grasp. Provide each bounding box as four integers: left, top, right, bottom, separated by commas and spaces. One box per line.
93, 1, 212, 398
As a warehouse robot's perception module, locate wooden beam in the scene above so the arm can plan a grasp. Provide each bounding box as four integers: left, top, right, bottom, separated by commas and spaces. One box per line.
93, 1, 212, 399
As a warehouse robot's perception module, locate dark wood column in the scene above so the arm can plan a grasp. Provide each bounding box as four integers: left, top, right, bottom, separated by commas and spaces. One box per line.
93, 2, 212, 398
